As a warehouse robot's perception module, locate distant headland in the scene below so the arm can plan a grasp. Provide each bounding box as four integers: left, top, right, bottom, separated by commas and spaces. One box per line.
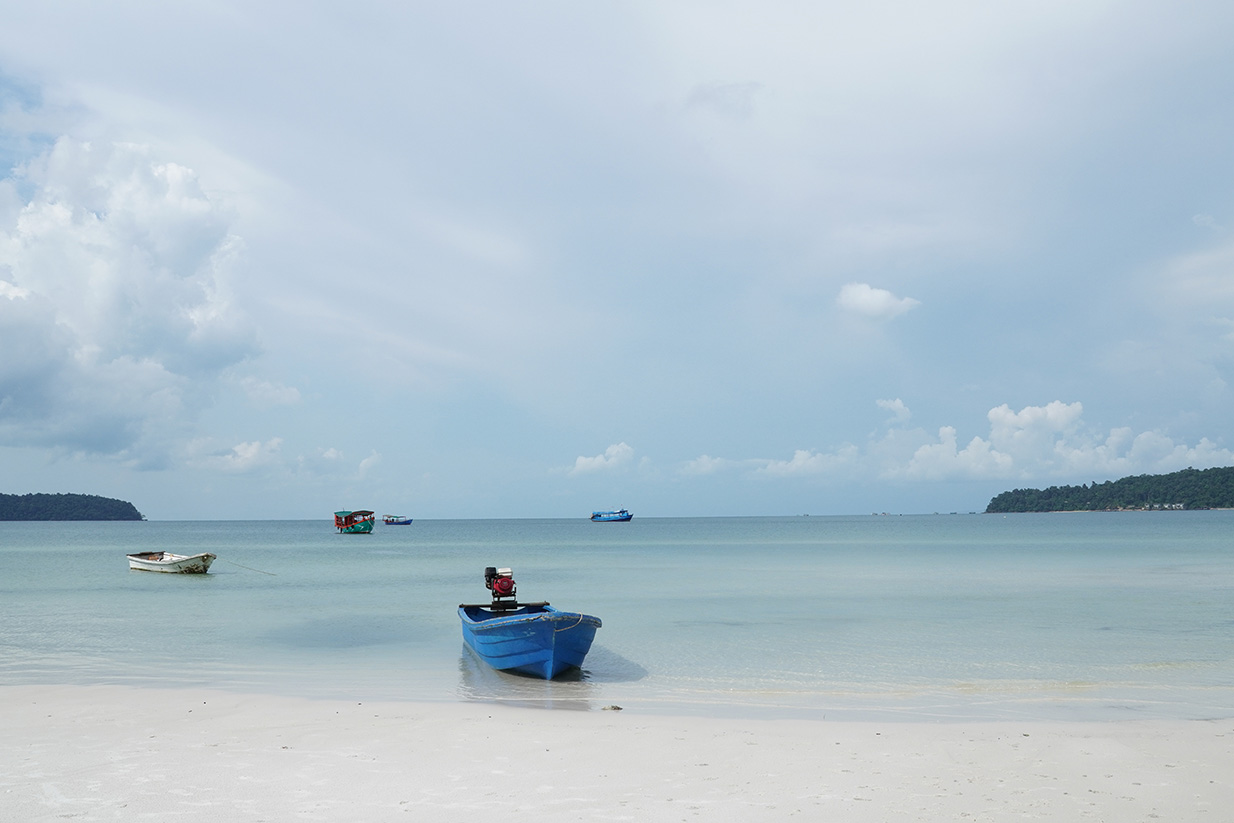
986, 466, 1234, 513
0, 493, 145, 521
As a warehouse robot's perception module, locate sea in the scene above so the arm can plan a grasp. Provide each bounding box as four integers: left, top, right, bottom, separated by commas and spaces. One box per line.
1, 512, 1232, 722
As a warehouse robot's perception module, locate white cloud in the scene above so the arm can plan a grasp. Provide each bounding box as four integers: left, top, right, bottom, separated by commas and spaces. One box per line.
569, 442, 633, 475
238, 376, 301, 407
756, 445, 860, 478
679, 454, 732, 476
357, 450, 381, 478
0, 280, 30, 299
200, 437, 283, 473
895, 425, 1015, 480
701, 400, 1234, 487
836, 283, 920, 319
877, 397, 912, 424
0, 137, 257, 462
891, 401, 1234, 481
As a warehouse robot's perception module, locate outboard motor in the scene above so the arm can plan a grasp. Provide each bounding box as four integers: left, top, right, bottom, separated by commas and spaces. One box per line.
484, 566, 516, 603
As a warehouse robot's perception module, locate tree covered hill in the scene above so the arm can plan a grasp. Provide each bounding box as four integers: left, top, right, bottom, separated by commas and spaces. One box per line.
0, 493, 145, 521
986, 466, 1234, 513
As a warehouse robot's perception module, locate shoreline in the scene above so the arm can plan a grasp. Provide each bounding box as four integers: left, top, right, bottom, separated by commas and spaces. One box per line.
4, 684, 1232, 821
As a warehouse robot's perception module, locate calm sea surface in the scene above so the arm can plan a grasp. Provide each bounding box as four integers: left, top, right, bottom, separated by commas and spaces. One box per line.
1, 513, 1231, 721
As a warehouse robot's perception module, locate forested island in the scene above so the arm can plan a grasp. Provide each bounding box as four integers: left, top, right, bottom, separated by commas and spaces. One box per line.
986, 466, 1234, 513
0, 493, 145, 521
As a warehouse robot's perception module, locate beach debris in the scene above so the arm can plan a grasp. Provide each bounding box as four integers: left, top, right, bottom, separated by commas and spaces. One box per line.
602, 705, 623, 711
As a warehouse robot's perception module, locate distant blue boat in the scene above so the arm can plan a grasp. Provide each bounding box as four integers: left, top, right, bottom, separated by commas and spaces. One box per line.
590, 508, 632, 522
458, 567, 602, 679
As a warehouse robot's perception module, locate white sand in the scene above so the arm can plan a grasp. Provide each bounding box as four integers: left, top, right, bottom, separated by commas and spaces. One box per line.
3, 684, 1232, 821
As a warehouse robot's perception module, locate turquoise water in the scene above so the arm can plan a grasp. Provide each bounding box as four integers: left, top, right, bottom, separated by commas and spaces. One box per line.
1, 513, 1232, 721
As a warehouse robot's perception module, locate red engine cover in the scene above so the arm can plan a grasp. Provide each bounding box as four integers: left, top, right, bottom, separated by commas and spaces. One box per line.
492, 576, 515, 597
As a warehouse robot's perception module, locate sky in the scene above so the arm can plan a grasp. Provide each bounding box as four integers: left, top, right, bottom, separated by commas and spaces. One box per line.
1, 1, 1233, 520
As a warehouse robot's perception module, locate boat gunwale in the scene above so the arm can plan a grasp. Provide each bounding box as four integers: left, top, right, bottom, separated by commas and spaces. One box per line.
458, 604, 602, 630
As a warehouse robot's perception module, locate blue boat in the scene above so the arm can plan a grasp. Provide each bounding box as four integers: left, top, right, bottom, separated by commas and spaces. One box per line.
590, 508, 632, 522
458, 567, 602, 679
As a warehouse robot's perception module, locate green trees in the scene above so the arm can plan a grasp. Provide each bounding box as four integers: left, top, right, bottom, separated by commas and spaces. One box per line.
0, 493, 144, 521
985, 466, 1234, 513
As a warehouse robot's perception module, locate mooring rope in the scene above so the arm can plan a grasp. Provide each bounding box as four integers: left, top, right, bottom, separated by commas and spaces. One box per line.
219, 558, 277, 576
554, 615, 585, 632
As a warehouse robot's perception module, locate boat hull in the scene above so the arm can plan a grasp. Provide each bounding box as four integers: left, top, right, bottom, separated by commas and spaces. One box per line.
590, 511, 632, 522
334, 510, 376, 533
127, 552, 216, 574
382, 517, 413, 525
459, 605, 601, 679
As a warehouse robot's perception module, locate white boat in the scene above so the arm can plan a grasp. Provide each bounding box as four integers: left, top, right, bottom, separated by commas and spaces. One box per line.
127, 551, 217, 574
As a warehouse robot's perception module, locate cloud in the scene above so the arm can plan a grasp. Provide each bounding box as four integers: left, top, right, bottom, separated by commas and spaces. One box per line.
568, 442, 633, 475
756, 445, 860, 478
679, 454, 732, 476
892, 401, 1234, 481
698, 401, 1234, 486
0, 137, 257, 463
199, 437, 283, 474
894, 425, 1015, 480
836, 283, 920, 319
683, 81, 764, 121
877, 397, 912, 424
238, 376, 301, 407
357, 450, 381, 478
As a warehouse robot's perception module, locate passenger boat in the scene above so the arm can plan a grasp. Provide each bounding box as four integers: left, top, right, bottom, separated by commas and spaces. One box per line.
334, 510, 375, 533
382, 514, 413, 525
458, 567, 602, 680
127, 551, 216, 574
590, 508, 632, 522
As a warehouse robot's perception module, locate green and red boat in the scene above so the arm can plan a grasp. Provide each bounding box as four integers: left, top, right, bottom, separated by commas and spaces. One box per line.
334, 510, 375, 534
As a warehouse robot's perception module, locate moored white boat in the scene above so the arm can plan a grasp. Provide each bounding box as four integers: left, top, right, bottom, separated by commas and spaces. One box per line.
126, 551, 216, 574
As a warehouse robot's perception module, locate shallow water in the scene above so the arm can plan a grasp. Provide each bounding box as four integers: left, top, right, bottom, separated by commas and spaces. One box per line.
1, 512, 1232, 720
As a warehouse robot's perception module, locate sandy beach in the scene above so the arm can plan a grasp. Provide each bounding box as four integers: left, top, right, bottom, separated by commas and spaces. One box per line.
2, 685, 1231, 821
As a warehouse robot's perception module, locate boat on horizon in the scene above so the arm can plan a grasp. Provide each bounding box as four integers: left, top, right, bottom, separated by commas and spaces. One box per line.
382, 514, 413, 525
590, 508, 632, 522
458, 567, 601, 680
127, 551, 216, 574
334, 510, 375, 534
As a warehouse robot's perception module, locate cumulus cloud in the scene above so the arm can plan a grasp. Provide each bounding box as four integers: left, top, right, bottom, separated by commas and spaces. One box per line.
892, 401, 1234, 481
0, 137, 257, 463
199, 437, 283, 473
679, 454, 732, 476
836, 283, 920, 319
694, 401, 1234, 487
756, 445, 860, 478
876, 397, 911, 424
569, 442, 633, 475
357, 450, 381, 478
